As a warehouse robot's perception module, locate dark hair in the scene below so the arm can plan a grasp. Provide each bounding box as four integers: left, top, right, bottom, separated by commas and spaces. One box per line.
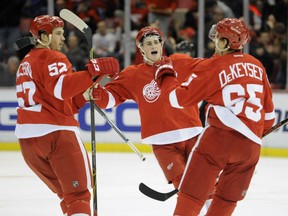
139, 33, 162, 45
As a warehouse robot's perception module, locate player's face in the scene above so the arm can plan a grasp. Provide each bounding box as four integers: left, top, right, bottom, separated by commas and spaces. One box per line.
141, 35, 163, 63
50, 27, 65, 51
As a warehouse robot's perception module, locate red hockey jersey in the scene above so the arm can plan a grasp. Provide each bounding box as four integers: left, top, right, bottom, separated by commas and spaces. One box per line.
165, 52, 275, 144
15, 48, 94, 138
93, 53, 204, 144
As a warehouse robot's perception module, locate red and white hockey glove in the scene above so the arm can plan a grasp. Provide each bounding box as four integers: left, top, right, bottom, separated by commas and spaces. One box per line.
82, 83, 103, 101
86, 57, 120, 82
153, 56, 177, 87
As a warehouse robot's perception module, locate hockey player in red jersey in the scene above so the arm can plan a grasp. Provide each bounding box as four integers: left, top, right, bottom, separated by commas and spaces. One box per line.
15, 15, 119, 216
84, 26, 206, 190
155, 18, 276, 216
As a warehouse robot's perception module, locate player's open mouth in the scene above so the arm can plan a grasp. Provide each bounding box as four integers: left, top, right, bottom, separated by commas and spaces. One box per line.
151, 51, 158, 56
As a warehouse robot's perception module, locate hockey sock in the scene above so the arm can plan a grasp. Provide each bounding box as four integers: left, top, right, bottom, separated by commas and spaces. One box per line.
67, 200, 91, 216
205, 194, 237, 216
173, 192, 204, 216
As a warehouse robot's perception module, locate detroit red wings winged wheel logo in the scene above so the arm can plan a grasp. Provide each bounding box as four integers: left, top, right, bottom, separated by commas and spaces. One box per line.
142, 80, 161, 103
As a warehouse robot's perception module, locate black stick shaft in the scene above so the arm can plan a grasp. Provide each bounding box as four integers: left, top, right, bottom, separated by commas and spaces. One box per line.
90, 100, 98, 215
90, 48, 98, 215
263, 118, 288, 137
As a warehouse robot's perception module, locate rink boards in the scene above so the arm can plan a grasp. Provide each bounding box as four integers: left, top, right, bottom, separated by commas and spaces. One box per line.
1, 87, 288, 157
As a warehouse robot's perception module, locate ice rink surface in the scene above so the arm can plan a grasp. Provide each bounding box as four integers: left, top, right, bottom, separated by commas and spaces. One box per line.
1, 151, 288, 216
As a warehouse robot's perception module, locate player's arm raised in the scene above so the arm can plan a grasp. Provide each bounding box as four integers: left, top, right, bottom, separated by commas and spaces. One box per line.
86, 57, 120, 82
59, 56, 119, 101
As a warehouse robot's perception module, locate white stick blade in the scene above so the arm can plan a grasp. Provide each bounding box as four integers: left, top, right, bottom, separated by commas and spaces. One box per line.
60, 9, 87, 32
59, 9, 92, 49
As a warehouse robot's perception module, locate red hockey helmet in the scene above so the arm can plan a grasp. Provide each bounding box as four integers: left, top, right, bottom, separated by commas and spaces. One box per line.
216, 18, 250, 50
30, 15, 64, 39
136, 26, 164, 47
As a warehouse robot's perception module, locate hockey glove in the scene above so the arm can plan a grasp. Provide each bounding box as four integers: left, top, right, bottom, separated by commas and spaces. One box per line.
153, 56, 177, 87
175, 40, 195, 56
86, 57, 120, 81
83, 83, 102, 101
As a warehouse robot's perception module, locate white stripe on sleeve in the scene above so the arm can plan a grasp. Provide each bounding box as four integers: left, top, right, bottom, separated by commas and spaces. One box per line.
54, 75, 65, 100
265, 111, 275, 120
106, 90, 116, 109
169, 90, 183, 109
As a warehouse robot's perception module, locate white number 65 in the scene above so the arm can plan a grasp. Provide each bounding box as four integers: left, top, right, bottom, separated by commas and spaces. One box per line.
222, 84, 263, 122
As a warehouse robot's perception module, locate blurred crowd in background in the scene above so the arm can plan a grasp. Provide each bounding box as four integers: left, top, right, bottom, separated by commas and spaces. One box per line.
0, 0, 287, 89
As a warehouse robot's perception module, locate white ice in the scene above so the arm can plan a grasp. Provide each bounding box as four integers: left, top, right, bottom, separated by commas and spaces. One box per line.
1, 151, 288, 216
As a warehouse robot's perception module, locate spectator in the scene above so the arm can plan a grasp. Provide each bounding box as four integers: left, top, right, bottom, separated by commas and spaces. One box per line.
63, 33, 88, 71
22, 0, 47, 17
250, 31, 275, 81
131, 0, 148, 29
167, 0, 193, 38
0, 55, 20, 87
75, 1, 101, 34
261, 0, 288, 29
216, 0, 235, 18
269, 22, 287, 89
92, 21, 117, 58
90, 0, 119, 21
262, 14, 277, 32
113, 10, 133, 69
249, 0, 263, 33
54, 0, 67, 16
183, 6, 198, 32
178, 27, 196, 43
63, 21, 89, 54
220, 0, 243, 18
146, 0, 178, 37
204, 5, 225, 48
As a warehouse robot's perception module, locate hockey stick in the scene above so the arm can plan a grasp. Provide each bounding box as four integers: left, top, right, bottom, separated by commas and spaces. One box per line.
59, 8, 98, 215
90, 99, 98, 216
139, 117, 288, 202
59, 9, 145, 161
262, 117, 288, 137
93, 104, 146, 161
139, 183, 178, 201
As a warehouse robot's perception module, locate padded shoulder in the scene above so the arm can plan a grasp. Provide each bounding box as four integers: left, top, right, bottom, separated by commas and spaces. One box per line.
121, 63, 146, 74
169, 53, 192, 60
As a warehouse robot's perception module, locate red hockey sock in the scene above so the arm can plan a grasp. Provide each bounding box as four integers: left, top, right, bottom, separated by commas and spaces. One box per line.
67, 200, 91, 216
205, 195, 237, 216
173, 192, 204, 216
60, 199, 67, 215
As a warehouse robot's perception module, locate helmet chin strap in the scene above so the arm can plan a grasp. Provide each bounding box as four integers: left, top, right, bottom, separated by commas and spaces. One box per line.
143, 53, 156, 65
215, 38, 230, 52
37, 34, 52, 48
138, 43, 163, 65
